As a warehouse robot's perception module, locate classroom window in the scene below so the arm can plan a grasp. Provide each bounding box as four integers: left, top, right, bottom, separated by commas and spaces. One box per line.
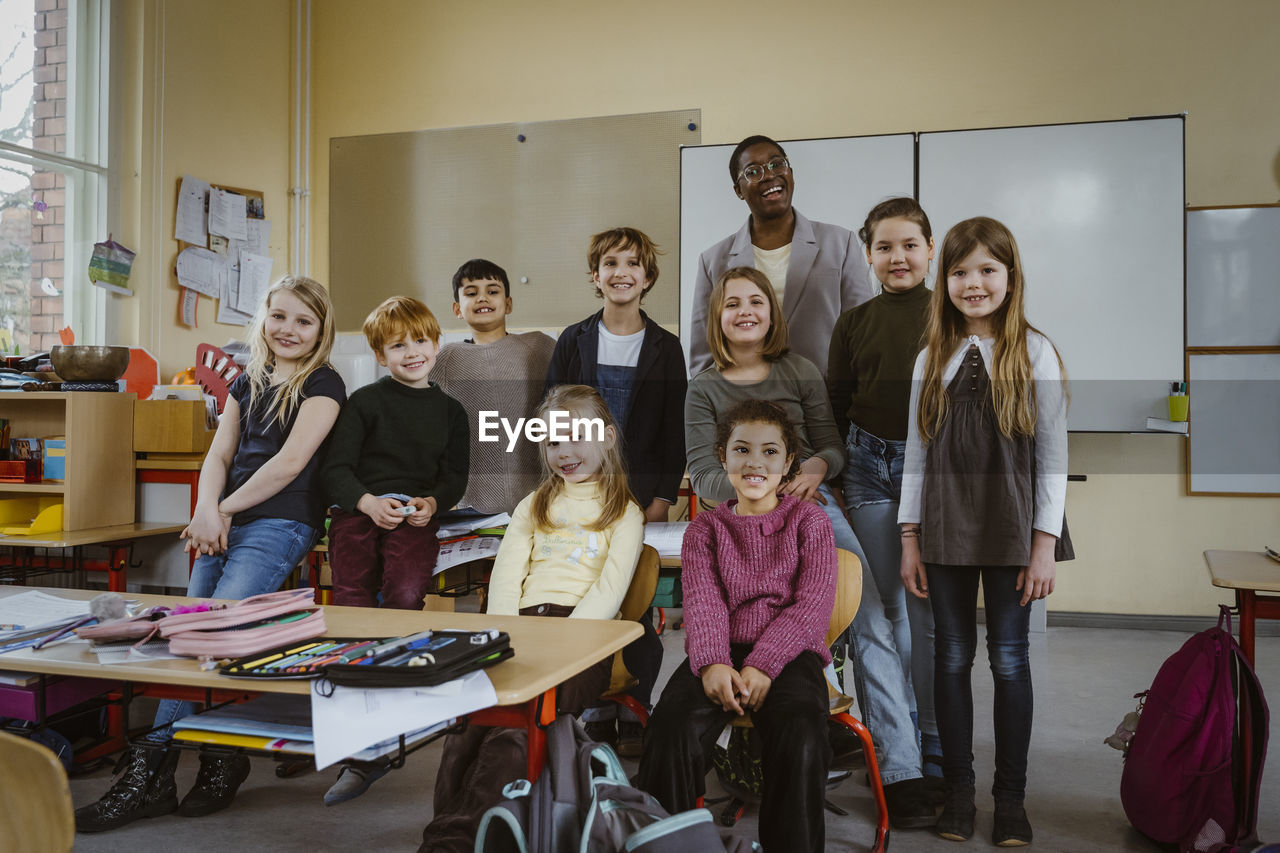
0, 0, 109, 355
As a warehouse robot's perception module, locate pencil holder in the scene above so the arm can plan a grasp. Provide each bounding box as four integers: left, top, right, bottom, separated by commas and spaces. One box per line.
1167, 395, 1189, 422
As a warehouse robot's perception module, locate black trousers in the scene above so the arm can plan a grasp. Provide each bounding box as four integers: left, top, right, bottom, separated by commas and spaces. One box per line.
635, 647, 832, 853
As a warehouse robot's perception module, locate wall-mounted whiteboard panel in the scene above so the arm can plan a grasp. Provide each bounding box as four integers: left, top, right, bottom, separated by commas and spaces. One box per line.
679, 134, 915, 364
331, 110, 700, 333
1187, 205, 1280, 347
1188, 353, 1280, 495
919, 118, 1185, 432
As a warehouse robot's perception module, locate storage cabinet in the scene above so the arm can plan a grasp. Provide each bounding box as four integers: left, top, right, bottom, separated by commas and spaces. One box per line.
0, 392, 136, 530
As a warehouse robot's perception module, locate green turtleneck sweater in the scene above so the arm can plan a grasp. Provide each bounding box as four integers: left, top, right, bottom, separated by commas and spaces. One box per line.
826, 283, 931, 441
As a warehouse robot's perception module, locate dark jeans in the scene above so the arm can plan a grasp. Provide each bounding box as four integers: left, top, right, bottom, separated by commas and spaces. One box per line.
636, 648, 831, 853
420, 603, 612, 852
328, 509, 440, 610
928, 564, 1032, 802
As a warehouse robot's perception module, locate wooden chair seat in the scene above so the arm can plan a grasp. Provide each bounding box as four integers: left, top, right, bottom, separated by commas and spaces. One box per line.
601, 545, 659, 714
0, 730, 74, 853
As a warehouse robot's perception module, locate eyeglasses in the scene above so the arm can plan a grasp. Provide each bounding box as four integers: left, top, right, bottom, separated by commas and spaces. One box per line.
737, 157, 790, 184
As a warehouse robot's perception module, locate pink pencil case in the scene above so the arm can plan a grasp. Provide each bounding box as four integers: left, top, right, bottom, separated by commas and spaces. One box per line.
158, 588, 318, 637
166, 609, 327, 658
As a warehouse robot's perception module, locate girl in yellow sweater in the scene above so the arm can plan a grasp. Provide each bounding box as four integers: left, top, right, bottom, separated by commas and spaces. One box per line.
419, 384, 645, 852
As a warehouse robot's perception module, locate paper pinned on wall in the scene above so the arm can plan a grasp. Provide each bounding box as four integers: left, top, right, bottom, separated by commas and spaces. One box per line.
218, 266, 253, 327
209, 187, 248, 241
236, 251, 273, 315
175, 174, 210, 244
181, 287, 199, 327
176, 246, 228, 298
245, 219, 271, 256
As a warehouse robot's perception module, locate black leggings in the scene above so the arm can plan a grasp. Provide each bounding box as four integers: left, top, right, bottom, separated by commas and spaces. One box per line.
636, 648, 832, 853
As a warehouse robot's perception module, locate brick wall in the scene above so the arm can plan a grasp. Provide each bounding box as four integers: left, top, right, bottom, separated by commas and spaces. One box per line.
28, 0, 67, 353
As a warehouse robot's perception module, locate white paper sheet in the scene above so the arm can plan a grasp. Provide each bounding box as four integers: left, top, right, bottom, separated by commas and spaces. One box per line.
245, 219, 271, 256
217, 298, 253, 327
0, 590, 91, 630
209, 187, 248, 241
309, 670, 497, 769
181, 287, 199, 327
236, 251, 273, 314
175, 174, 210, 244
176, 246, 228, 298
643, 521, 689, 557
436, 513, 512, 540
434, 536, 502, 575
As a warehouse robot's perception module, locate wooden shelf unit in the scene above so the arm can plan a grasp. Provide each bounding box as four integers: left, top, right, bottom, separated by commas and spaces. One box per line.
0, 392, 137, 530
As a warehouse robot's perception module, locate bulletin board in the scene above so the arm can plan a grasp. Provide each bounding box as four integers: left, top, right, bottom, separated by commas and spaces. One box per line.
1187, 352, 1280, 496
1185, 203, 1280, 496
172, 178, 271, 328
329, 109, 701, 333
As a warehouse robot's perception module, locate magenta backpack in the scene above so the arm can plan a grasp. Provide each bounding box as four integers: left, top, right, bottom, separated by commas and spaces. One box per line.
1120, 606, 1269, 852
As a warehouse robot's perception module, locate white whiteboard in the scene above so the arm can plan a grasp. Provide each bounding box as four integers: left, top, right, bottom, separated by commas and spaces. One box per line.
1188, 353, 1280, 495
679, 134, 916, 364
919, 118, 1185, 432
1187, 205, 1280, 347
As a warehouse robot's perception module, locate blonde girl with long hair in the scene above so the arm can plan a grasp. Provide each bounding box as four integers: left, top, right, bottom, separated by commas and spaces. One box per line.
422, 384, 646, 851
75, 275, 346, 831
898, 217, 1071, 846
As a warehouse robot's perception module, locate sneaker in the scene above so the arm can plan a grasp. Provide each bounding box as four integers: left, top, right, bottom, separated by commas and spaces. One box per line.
324, 765, 389, 806
616, 721, 643, 758
584, 719, 618, 747
993, 800, 1033, 846
936, 783, 976, 842
828, 720, 864, 769
176, 753, 251, 817
75, 747, 179, 833
883, 777, 939, 829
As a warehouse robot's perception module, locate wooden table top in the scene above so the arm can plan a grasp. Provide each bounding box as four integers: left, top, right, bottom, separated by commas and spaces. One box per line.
0, 522, 187, 549
0, 587, 640, 706
1204, 549, 1280, 593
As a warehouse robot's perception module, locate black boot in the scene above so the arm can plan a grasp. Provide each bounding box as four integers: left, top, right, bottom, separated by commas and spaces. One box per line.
74, 746, 179, 833
177, 752, 251, 817
993, 798, 1033, 847
936, 781, 977, 842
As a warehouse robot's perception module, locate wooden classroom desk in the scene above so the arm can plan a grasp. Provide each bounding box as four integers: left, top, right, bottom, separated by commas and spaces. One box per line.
0, 587, 641, 776
1204, 549, 1280, 665
0, 522, 187, 592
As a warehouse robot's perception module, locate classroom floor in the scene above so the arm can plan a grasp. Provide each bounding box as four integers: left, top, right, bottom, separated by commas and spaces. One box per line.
68, 603, 1280, 853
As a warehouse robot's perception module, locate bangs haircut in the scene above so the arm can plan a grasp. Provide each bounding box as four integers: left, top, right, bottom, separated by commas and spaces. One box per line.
363, 295, 441, 353
587, 227, 662, 299
713, 399, 802, 487
529, 384, 640, 533
705, 266, 789, 370
451, 259, 510, 301
245, 275, 336, 427
859, 196, 933, 247
728, 134, 787, 184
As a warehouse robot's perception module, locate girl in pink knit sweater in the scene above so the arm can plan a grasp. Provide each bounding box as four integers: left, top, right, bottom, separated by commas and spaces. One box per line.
636, 399, 836, 853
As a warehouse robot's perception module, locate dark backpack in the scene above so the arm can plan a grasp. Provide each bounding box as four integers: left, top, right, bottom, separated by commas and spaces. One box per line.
1120, 606, 1269, 852
475, 714, 759, 853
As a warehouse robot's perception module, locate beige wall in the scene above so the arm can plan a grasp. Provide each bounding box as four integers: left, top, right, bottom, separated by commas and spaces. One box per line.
119, 0, 1279, 615
114, 0, 293, 376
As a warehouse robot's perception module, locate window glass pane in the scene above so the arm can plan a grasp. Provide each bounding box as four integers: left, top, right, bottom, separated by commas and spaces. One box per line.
0, 0, 93, 352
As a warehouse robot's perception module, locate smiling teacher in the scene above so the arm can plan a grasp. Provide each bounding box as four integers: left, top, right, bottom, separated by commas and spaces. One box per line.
687, 134, 874, 378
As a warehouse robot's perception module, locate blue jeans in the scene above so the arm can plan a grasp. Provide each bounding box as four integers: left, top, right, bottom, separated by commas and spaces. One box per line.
817, 483, 921, 785
149, 517, 320, 740
928, 564, 1032, 801
843, 424, 937, 739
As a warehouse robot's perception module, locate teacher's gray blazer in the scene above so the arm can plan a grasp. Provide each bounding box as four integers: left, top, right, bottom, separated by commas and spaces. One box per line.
688, 209, 873, 378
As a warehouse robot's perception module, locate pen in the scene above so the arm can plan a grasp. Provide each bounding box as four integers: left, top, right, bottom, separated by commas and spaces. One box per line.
32, 615, 96, 650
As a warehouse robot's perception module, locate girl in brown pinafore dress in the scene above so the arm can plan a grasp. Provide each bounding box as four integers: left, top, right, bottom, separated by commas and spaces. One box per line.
898, 218, 1072, 848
